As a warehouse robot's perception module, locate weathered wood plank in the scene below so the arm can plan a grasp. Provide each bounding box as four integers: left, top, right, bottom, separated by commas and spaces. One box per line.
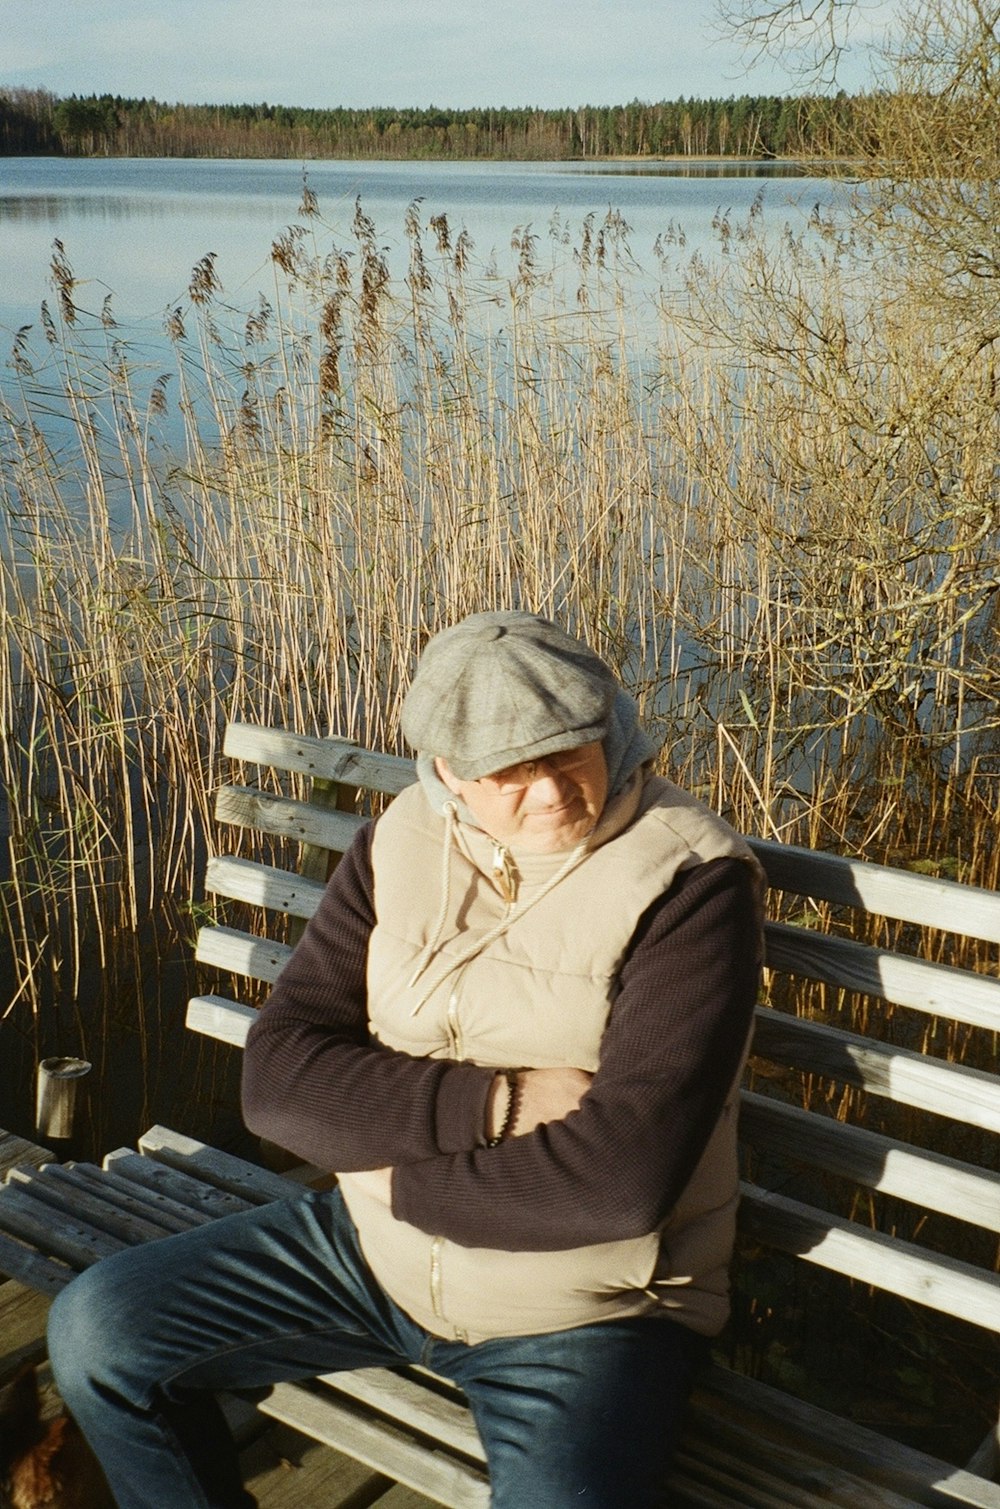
751, 1008, 1000, 1132
0, 1234, 75, 1295
697, 1363, 1000, 1509
748, 838, 1000, 944
0, 1131, 53, 1177
258, 1381, 490, 1507
0, 1183, 125, 1270
5, 1163, 186, 1243
739, 1092, 1000, 1232
224, 724, 416, 797
738, 1183, 1000, 1330
195, 923, 293, 984
674, 1427, 921, 1508
239, 1419, 396, 1509
204, 856, 326, 920
318, 1370, 484, 1464
186, 993, 257, 1046
102, 1147, 260, 1219
137, 1126, 305, 1204
764, 921, 1000, 1031
0, 1279, 51, 1384
66, 1159, 222, 1231
215, 785, 368, 855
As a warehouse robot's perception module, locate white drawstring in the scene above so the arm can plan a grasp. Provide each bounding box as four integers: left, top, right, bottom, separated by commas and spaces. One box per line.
408, 839, 590, 1016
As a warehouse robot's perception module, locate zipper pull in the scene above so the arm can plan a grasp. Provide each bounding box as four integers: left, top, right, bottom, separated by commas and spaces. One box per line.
491, 843, 516, 903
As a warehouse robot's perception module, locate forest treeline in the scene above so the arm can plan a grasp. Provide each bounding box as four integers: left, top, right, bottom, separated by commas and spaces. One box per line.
0, 86, 855, 160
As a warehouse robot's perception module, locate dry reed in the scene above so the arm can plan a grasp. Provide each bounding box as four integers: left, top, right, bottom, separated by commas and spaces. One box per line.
0, 190, 996, 1037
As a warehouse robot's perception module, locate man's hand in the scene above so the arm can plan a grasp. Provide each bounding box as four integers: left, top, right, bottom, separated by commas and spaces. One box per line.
487, 1066, 593, 1141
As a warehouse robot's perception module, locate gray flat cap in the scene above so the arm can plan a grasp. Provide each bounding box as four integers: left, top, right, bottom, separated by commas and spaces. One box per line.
401, 611, 619, 780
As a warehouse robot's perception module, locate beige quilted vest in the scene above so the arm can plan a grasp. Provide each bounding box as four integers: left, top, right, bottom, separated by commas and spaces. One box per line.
339, 770, 761, 1343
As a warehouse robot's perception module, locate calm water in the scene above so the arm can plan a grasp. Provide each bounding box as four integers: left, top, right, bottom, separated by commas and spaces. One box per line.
0, 156, 836, 344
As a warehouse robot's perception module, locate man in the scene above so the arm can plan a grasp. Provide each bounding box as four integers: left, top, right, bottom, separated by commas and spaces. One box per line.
48, 611, 764, 1508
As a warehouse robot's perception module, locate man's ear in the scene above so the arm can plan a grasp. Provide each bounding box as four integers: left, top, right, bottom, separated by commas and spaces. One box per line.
435, 757, 463, 796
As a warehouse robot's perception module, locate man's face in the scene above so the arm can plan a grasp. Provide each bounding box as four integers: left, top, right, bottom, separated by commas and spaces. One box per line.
435, 742, 609, 854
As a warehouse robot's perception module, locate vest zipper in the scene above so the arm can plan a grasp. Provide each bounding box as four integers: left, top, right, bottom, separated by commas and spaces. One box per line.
429, 1236, 445, 1320
491, 843, 517, 904
446, 990, 464, 1059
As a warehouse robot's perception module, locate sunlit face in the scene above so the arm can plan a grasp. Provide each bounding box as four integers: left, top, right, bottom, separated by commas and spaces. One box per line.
436, 742, 609, 853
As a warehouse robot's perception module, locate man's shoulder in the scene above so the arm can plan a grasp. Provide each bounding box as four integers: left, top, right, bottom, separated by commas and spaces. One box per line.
372, 780, 439, 847
636, 774, 758, 870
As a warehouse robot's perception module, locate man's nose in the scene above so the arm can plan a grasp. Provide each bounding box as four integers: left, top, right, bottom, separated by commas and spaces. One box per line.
528, 766, 572, 803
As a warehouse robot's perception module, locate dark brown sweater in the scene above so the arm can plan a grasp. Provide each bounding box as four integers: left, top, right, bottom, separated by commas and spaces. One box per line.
242, 823, 762, 1252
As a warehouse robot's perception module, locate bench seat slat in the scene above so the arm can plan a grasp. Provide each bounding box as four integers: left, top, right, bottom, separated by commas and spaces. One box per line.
738, 1183, 1000, 1330
101, 1147, 261, 1218
224, 723, 416, 797
136, 1126, 306, 1203
740, 1092, 1000, 1232
66, 1160, 224, 1231
764, 920, 1000, 1031
5, 1164, 190, 1243
674, 1425, 922, 1508
215, 784, 367, 855
748, 838, 1000, 944
258, 1379, 491, 1507
0, 1231, 76, 1296
317, 1368, 485, 1463
752, 1008, 1000, 1132
0, 1183, 126, 1270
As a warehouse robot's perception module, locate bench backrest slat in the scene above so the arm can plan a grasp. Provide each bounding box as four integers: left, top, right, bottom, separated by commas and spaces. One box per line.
738, 1185, 1000, 1331
740, 1092, 1000, 1231
223, 722, 416, 795
215, 730, 1000, 940
203, 847, 1000, 1033
195, 925, 292, 985
191, 912, 1000, 1131
204, 856, 326, 921
215, 785, 369, 854
765, 920, 1000, 1031
748, 837, 1000, 943
752, 1008, 1000, 1132
187, 994, 256, 1047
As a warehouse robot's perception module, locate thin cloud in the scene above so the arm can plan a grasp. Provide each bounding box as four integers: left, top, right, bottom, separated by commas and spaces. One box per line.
0, 0, 881, 107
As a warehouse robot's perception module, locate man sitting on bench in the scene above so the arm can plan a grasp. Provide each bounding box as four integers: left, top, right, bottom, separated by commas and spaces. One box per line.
48, 611, 764, 1508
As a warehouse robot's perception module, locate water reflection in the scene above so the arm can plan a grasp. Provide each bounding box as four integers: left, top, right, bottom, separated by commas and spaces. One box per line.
0, 156, 838, 334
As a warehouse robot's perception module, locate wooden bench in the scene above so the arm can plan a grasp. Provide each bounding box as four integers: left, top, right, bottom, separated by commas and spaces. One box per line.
1, 721, 998, 1508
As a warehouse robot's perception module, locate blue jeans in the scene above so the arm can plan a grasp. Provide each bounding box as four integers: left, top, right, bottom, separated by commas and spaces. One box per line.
48, 1186, 707, 1508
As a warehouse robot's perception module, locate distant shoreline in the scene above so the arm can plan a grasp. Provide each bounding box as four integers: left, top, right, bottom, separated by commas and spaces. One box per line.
0, 91, 855, 163
0, 150, 841, 166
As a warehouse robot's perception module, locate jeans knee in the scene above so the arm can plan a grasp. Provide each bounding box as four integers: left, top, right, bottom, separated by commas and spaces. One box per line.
48, 1258, 137, 1400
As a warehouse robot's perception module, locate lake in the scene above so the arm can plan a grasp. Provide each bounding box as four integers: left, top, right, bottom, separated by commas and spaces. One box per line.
0, 156, 838, 347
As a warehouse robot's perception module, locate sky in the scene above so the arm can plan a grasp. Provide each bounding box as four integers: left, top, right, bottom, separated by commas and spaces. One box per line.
1, 0, 889, 109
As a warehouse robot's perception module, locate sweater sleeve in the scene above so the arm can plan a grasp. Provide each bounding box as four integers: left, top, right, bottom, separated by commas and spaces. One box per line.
390, 855, 763, 1250
241, 823, 495, 1170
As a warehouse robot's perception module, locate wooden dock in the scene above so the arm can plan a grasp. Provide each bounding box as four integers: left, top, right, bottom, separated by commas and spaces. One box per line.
0, 1135, 435, 1509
